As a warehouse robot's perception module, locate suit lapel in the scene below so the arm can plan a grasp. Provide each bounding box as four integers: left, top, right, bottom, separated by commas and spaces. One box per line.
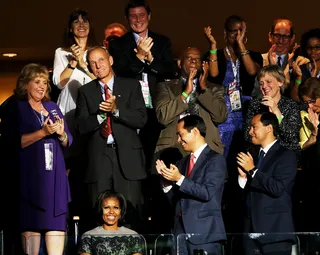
188, 146, 211, 179
92, 80, 103, 103
258, 141, 281, 171
171, 78, 184, 97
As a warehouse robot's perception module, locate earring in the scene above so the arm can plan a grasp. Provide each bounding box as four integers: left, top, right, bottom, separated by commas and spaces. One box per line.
243, 37, 248, 44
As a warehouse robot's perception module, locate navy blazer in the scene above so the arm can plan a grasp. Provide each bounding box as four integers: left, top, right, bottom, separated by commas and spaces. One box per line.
167, 145, 227, 245
244, 141, 297, 244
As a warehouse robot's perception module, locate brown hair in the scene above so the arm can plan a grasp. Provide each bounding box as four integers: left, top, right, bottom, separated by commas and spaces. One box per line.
299, 77, 320, 100
257, 65, 286, 84
14, 63, 51, 101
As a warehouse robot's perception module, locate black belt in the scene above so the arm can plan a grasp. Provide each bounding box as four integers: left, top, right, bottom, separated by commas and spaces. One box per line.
106, 143, 117, 149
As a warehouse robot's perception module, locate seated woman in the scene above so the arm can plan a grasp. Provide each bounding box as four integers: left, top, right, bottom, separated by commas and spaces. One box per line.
78, 190, 144, 255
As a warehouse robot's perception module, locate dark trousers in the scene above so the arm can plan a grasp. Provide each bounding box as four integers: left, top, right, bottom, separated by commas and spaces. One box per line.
86, 145, 143, 232
243, 218, 292, 255
175, 216, 223, 255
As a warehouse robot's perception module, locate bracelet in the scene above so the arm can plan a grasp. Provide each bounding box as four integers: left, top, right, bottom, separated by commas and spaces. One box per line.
209, 49, 217, 54
67, 63, 75, 70
240, 50, 250, 56
58, 133, 68, 143
182, 92, 189, 98
208, 59, 217, 62
277, 115, 284, 123
295, 79, 302, 85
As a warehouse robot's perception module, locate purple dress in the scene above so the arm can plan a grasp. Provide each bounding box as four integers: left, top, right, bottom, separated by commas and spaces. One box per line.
17, 100, 72, 231
218, 61, 251, 158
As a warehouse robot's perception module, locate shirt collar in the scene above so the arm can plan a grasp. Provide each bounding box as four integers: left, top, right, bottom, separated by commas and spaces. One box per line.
99, 75, 115, 92
182, 77, 198, 86
133, 30, 149, 44
260, 139, 278, 155
191, 143, 207, 162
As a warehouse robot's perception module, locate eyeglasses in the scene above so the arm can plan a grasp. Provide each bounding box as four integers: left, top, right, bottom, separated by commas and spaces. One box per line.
185, 56, 201, 63
304, 99, 317, 105
272, 33, 291, 41
307, 45, 320, 51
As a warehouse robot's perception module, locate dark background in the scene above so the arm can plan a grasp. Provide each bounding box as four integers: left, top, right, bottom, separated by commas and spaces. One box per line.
0, 0, 318, 102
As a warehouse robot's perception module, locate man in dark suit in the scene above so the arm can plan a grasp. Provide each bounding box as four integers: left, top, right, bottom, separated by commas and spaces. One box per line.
75, 46, 147, 231
156, 115, 227, 255
151, 46, 227, 233
109, 0, 176, 170
237, 112, 297, 255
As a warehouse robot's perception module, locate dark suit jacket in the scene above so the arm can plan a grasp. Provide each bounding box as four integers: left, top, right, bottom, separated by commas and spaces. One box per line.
244, 141, 297, 244
75, 77, 148, 181
109, 30, 176, 97
167, 146, 227, 244
154, 78, 228, 157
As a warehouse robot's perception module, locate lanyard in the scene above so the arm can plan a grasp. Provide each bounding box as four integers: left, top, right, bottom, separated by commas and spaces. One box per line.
225, 47, 240, 83
34, 104, 44, 126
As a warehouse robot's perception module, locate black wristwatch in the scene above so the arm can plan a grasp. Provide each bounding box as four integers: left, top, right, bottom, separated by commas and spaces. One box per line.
67, 63, 75, 70
247, 167, 257, 176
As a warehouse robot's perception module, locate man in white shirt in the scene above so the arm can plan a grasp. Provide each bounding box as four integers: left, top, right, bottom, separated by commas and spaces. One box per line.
156, 115, 227, 255
237, 112, 297, 255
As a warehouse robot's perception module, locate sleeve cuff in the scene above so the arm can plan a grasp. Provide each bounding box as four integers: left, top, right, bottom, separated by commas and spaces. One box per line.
176, 175, 185, 186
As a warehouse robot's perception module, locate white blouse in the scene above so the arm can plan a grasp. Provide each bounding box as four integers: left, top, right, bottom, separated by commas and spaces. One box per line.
52, 47, 92, 117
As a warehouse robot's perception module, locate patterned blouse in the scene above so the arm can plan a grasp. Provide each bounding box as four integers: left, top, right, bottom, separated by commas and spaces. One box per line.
78, 226, 144, 255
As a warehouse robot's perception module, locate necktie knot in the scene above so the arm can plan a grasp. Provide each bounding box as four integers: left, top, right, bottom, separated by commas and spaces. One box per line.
277, 56, 282, 67
187, 154, 195, 177
104, 84, 110, 100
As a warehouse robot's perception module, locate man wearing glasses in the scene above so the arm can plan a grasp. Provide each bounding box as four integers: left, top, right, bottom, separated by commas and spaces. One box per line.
252, 19, 309, 97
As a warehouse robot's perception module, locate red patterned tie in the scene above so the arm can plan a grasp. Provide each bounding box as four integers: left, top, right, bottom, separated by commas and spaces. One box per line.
101, 85, 112, 138
186, 154, 195, 177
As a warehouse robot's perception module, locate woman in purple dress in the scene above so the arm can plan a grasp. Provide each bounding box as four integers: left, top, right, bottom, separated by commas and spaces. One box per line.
13, 63, 72, 254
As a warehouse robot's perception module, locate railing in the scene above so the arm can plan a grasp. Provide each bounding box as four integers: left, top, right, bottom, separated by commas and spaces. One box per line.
2, 232, 320, 254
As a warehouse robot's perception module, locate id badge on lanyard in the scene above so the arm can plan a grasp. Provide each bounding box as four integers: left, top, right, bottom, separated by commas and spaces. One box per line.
44, 143, 53, 171
226, 47, 242, 111
139, 73, 152, 108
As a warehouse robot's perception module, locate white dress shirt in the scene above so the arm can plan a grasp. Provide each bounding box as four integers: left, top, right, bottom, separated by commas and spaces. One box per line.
163, 143, 208, 193
238, 140, 278, 188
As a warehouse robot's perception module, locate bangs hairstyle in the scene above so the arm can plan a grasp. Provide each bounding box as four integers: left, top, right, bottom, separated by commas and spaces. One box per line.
299, 77, 320, 100
94, 190, 127, 226
14, 63, 51, 101
62, 8, 97, 49
257, 65, 286, 84
300, 28, 320, 58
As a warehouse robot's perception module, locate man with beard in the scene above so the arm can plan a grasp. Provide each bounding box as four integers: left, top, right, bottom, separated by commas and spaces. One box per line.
152, 47, 227, 233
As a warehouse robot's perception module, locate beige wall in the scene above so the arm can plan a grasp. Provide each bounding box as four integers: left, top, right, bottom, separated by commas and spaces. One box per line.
0, 72, 18, 104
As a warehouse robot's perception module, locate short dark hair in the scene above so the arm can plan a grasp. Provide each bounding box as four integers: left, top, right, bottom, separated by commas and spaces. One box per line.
259, 112, 279, 137
14, 63, 51, 101
125, 0, 151, 17
224, 15, 245, 31
299, 77, 320, 101
178, 115, 206, 137
270, 18, 294, 37
94, 190, 127, 226
62, 8, 97, 49
300, 28, 320, 57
